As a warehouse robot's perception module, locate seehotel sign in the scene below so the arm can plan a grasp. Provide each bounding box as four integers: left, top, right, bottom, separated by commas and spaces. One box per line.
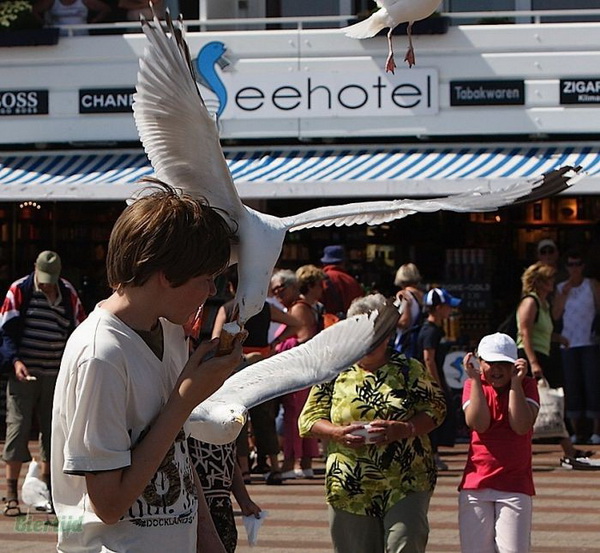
218, 70, 439, 118
74, 70, 438, 118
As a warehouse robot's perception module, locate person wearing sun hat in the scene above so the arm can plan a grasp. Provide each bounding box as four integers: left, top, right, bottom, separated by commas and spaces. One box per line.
0, 251, 85, 517
459, 333, 539, 553
319, 245, 363, 318
416, 287, 462, 470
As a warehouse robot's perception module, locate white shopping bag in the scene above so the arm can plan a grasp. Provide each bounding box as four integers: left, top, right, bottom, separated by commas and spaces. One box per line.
242, 510, 269, 547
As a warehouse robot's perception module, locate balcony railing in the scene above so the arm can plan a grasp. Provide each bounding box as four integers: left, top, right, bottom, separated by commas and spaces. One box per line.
47, 8, 600, 37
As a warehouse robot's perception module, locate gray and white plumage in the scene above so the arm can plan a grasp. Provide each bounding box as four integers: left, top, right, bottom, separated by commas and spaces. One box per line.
342, 0, 442, 71
133, 13, 581, 325
189, 301, 400, 444
22, 460, 51, 511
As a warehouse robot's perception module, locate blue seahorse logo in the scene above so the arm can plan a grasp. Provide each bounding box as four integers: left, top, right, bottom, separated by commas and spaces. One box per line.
195, 41, 229, 119
450, 355, 465, 382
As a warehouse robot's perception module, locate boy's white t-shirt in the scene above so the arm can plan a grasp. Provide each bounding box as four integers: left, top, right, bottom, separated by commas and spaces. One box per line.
51, 307, 198, 553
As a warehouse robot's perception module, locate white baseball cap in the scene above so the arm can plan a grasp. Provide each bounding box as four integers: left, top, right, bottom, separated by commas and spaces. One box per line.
477, 332, 518, 363
537, 238, 557, 253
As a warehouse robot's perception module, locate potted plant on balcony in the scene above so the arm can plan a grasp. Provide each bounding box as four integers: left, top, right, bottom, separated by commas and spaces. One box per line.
0, 0, 59, 46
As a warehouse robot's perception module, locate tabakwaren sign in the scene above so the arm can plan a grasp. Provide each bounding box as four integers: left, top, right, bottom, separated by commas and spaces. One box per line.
449, 80, 525, 106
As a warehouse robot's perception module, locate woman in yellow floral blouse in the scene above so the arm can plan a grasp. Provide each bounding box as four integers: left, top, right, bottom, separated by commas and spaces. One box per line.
299, 294, 446, 553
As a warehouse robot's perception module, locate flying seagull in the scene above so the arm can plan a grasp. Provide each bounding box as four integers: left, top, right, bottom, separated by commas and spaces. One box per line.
342, 0, 442, 72
133, 13, 582, 326
189, 299, 400, 444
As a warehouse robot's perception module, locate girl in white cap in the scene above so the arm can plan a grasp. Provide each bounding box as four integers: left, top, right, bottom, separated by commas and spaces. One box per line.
459, 333, 540, 553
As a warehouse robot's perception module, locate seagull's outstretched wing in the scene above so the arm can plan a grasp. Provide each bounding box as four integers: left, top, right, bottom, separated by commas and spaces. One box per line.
211, 301, 397, 408
280, 165, 582, 232
188, 301, 399, 443
133, 13, 244, 217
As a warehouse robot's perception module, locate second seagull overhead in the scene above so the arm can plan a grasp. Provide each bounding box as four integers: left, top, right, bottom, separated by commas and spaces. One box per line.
342, 0, 443, 72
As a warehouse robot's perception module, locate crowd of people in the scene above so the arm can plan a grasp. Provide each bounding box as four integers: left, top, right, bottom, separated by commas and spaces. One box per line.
0, 188, 599, 553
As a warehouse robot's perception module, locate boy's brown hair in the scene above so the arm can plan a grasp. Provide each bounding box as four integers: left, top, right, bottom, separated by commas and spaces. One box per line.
107, 182, 237, 289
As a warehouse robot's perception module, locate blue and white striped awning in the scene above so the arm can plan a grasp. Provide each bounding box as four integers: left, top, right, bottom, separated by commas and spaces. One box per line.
0, 143, 598, 200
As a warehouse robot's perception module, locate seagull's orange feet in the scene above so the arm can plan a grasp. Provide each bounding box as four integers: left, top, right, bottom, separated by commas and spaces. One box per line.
385, 53, 396, 74
404, 46, 415, 68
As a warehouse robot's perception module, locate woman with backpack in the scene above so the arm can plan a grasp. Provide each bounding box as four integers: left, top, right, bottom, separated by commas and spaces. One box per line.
516, 262, 560, 380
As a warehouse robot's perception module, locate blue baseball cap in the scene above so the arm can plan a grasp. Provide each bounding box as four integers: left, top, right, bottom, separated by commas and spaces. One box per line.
424, 287, 461, 308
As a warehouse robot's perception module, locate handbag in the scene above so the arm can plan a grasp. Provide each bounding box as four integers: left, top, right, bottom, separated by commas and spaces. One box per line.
533, 378, 569, 439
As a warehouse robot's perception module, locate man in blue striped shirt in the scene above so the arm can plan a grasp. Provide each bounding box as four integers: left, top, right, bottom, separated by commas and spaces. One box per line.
1, 251, 85, 517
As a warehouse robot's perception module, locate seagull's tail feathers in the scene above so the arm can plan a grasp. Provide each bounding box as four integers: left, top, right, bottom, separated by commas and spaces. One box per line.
342, 16, 386, 39
205, 301, 399, 410
511, 165, 583, 205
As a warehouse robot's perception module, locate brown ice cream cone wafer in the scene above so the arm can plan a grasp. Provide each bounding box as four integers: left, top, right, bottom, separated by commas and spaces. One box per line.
216, 321, 242, 356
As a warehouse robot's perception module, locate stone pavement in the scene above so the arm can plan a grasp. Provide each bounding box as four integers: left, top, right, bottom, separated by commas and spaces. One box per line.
1, 442, 599, 552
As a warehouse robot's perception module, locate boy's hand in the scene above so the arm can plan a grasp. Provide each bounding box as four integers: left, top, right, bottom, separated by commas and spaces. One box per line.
511, 358, 528, 384
463, 352, 480, 379
176, 333, 246, 410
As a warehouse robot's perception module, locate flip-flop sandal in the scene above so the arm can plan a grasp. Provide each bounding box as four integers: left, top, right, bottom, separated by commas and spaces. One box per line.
3, 498, 23, 517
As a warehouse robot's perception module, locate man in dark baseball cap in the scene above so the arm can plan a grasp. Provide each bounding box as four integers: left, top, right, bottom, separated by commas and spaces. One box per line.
0, 251, 85, 517
35, 250, 62, 285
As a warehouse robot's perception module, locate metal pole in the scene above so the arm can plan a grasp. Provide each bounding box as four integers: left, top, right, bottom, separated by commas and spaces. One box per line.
515, 0, 532, 24
199, 0, 207, 31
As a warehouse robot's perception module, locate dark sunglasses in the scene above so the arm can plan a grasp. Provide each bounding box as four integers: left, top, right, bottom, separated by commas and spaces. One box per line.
539, 247, 555, 254
272, 284, 287, 294
567, 260, 583, 267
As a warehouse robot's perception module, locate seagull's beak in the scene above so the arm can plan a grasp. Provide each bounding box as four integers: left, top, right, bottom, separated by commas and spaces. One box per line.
234, 414, 246, 426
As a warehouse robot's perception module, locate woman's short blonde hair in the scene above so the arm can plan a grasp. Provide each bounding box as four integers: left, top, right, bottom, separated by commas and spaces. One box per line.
521, 262, 556, 295
394, 263, 422, 288
296, 264, 326, 295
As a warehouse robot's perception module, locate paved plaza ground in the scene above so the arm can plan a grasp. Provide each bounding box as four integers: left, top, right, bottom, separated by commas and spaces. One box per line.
0, 442, 598, 552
